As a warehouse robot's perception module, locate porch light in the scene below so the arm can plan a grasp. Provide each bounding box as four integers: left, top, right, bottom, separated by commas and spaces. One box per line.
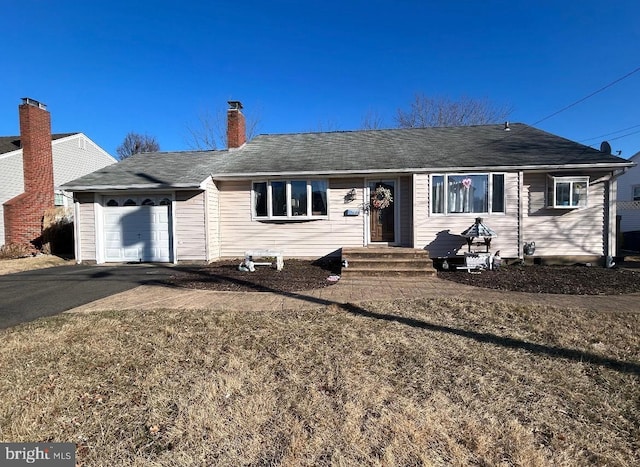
344, 188, 357, 203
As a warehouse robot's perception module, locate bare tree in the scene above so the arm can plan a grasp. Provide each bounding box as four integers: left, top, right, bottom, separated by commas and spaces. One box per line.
396, 94, 512, 128
185, 105, 262, 150
116, 132, 160, 160
311, 118, 341, 133
360, 108, 385, 130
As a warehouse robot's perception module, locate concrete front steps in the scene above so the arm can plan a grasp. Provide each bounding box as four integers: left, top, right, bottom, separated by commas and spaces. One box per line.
341, 247, 436, 279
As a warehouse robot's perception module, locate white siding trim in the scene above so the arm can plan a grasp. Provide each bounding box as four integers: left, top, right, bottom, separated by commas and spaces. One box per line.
74, 198, 82, 263
518, 171, 524, 258
94, 193, 105, 264
171, 195, 178, 264
204, 183, 210, 261
608, 178, 617, 258
395, 178, 401, 245
363, 184, 370, 246
412, 173, 418, 248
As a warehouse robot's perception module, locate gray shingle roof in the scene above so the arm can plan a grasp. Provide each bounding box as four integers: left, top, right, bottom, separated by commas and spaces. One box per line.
0, 133, 77, 155
218, 124, 631, 176
63, 124, 633, 191
61, 150, 229, 190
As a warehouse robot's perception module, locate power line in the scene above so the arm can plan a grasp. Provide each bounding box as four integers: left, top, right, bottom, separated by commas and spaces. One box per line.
532, 65, 640, 126
580, 123, 640, 143
607, 128, 640, 142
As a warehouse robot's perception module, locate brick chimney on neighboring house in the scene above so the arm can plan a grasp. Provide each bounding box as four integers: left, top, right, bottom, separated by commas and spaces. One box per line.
3, 98, 55, 246
227, 100, 246, 149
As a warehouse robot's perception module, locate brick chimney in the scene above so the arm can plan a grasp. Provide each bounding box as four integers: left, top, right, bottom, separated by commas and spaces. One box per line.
3, 98, 55, 246
227, 100, 246, 149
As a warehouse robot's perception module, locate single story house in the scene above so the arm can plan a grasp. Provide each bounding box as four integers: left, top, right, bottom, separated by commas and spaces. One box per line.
1, 98, 116, 246
62, 102, 634, 265
616, 150, 640, 251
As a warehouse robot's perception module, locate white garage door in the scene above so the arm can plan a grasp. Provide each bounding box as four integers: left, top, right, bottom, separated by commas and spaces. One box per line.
103, 195, 171, 262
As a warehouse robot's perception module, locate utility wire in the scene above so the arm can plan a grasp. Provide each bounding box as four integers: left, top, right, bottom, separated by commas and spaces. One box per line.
607, 128, 640, 142
531, 65, 640, 126
580, 123, 640, 143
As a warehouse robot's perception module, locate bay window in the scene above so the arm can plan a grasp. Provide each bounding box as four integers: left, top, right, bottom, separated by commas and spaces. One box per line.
253, 180, 328, 219
431, 173, 505, 214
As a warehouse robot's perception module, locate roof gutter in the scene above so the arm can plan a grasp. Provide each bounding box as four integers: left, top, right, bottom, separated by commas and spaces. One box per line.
62, 182, 205, 192
213, 161, 635, 179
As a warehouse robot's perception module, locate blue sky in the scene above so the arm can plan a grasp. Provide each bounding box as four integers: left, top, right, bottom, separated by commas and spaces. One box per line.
1, 0, 639, 158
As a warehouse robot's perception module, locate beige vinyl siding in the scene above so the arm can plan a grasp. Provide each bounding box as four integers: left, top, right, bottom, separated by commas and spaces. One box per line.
398, 176, 413, 246
76, 193, 96, 261
175, 191, 207, 261
219, 178, 366, 258
414, 173, 520, 258
206, 180, 221, 260
523, 173, 606, 256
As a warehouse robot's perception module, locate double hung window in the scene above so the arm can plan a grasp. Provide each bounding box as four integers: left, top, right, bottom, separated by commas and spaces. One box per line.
253, 180, 328, 219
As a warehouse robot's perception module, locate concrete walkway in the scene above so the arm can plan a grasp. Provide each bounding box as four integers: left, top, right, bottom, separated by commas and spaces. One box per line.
68, 276, 640, 315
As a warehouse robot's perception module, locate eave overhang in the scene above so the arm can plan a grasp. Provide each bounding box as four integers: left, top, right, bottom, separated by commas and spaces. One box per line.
62, 182, 206, 192
211, 161, 635, 180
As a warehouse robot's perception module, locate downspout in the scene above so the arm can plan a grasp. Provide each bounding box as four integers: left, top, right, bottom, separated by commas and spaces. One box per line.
74, 197, 81, 264
204, 180, 211, 262
363, 184, 369, 246
215, 182, 222, 259
518, 171, 524, 261
171, 194, 178, 264
605, 169, 627, 262
607, 177, 616, 261
94, 193, 104, 264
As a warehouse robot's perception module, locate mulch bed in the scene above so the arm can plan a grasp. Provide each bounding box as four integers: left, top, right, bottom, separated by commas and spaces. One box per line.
164, 259, 341, 293
163, 258, 640, 295
438, 264, 640, 295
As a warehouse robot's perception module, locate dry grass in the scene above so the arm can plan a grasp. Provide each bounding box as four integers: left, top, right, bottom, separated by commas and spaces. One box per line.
0, 299, 638, 466
0, 255, 72, 275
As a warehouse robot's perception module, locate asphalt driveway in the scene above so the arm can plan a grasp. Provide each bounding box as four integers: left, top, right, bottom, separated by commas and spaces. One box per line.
0, 264, 176, 329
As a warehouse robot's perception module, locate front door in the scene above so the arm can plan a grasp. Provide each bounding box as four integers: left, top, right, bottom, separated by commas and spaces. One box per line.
369, 181, 395, 243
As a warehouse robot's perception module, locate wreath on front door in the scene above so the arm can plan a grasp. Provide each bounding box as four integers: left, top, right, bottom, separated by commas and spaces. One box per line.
372, 186, 393, 210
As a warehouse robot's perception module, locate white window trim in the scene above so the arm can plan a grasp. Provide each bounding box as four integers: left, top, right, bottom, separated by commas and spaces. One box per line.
632, 184, 640, 202
252, 179, 329, 220
430, 172, 506, 216
54, 189, 69, 207
546, 175, 589, 209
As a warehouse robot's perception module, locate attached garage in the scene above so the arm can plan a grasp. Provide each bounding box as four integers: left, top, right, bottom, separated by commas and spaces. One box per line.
102, 195, 172, 262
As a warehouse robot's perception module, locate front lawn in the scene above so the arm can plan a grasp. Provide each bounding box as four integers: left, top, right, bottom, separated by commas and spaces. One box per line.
1, 299, 638, 465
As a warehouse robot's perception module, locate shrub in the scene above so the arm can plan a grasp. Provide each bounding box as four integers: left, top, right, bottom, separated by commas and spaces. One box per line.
41, 207, 74, 255
0, 243, 35, 259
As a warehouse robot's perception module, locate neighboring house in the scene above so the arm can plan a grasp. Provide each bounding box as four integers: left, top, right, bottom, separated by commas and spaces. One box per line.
0, 98, 116, 246
63, 101, 633, 265
616, 150, 640, 251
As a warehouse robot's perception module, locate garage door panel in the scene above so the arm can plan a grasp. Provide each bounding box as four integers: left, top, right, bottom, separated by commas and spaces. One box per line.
103, 204, 171, 262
